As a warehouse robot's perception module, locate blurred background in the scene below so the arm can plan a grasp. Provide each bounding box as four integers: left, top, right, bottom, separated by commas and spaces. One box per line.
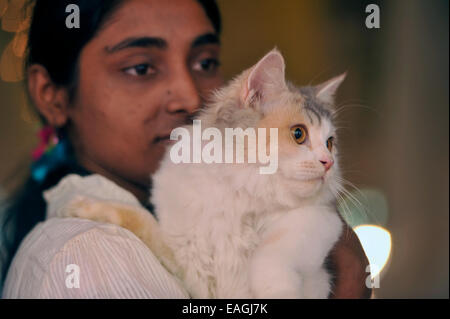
0, 0, 448, 298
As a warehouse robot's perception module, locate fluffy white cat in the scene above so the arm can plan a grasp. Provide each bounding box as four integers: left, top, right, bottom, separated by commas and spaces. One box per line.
61, 49, 345, 299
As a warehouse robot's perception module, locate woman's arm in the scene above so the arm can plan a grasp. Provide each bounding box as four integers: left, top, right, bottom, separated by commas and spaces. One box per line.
329, 223, 373, 299
3, 218, 188, 299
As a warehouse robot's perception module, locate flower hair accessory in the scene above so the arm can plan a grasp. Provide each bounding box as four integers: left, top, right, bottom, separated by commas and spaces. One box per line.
31, 126, 59, 161
31, 126, 70, 183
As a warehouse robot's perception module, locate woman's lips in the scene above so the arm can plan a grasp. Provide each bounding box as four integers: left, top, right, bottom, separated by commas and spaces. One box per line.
153, 118, 192, 144
154, 134, 172, 144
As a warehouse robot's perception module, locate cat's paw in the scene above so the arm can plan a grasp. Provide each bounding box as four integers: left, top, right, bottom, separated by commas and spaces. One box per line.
302, 268, 331, 299
55, 195, 88, 218
253, 287, 304, 299
250, 270, 304, 299
64, 196, 122, 225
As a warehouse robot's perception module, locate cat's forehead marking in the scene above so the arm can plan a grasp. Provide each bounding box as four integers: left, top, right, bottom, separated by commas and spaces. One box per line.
304, 106, 321, 125
297, 86, 332, 125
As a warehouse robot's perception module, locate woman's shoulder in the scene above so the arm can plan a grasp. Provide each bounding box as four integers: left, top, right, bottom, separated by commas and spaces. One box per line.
3, 215, 188, 299
16, 216, 147, 260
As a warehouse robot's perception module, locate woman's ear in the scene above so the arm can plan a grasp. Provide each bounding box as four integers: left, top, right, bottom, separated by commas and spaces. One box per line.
27, 64, 70, 128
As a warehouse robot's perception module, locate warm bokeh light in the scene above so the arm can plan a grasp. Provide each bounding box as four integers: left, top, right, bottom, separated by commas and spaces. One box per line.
0, 0, 8, 19
0, 39, 23, 82
0, 0, 32, 82
353, 225, 392, 279
1, 0, 30, 33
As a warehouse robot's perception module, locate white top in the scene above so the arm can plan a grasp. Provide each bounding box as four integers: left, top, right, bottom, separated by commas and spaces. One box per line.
2, 174, 189, 299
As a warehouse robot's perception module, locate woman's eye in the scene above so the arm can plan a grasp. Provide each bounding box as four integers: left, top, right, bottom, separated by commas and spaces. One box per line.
193, 58, 220, 73
290, 125, 307, 144
326, 137, 334, 151
123, 64, 155, 76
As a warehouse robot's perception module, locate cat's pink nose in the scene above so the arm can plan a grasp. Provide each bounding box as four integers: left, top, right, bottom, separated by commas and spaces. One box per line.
320, 159, 334, 171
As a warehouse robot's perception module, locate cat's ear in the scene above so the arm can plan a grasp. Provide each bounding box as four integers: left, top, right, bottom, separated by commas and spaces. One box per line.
315, 72, 347, 105
240, 49, 287, 112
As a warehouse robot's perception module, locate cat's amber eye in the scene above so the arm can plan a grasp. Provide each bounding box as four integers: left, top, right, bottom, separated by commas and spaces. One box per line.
290, 125, 307, 144
326, 137, 334, 152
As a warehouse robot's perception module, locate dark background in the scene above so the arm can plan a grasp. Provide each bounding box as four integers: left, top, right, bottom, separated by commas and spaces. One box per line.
0, 0, 448, 298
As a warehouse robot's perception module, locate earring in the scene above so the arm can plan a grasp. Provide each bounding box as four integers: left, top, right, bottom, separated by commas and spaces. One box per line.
31, 125, 59, 161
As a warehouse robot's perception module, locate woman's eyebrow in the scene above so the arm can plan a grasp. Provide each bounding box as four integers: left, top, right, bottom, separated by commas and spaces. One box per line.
105, 37, 167, 53
104, 33, 219, 54
191, 33, 220, 48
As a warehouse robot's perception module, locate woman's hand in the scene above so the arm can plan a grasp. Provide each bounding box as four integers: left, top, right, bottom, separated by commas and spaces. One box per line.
329, 223, 373, 299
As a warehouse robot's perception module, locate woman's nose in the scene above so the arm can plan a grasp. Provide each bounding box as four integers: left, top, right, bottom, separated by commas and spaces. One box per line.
320, 158, 334, 171
165, 68, 201, 115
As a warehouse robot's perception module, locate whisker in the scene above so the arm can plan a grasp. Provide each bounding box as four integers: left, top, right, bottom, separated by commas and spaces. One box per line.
337, 176, 367, 201
332, 177, 370, 227
333, 126, 351, 133
335, 179, 364, 206
332, 103, 380, 118
336, 190, 353, 227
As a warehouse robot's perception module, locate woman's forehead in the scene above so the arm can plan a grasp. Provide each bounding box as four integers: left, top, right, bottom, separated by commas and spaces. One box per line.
97, 0, 216, 48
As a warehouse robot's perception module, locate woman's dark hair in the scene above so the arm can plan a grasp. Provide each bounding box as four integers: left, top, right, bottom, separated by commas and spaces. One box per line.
0, 0, 221, 289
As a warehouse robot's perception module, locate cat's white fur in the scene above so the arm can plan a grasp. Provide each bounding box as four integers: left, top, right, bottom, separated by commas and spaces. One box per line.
150, 49, 344, 298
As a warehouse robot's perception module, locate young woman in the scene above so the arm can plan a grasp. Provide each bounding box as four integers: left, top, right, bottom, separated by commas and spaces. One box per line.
1, 0, 370, 298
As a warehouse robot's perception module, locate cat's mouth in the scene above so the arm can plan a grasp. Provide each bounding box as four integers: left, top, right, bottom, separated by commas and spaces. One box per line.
298, 175, 327, 186
300, 172, 326, 181
153, 118, 192, 145
305, 176, 325, 182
